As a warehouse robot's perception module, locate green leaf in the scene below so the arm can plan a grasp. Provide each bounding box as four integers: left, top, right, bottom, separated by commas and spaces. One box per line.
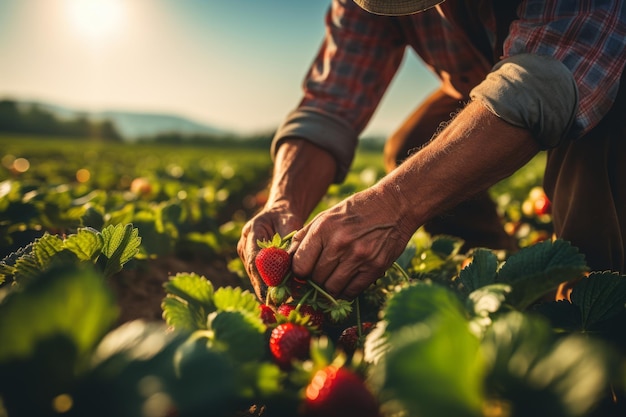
430, 234, 465, 258
497, 239, 588, 309
467, 284, 512, 315
0, 264, 118, 363
235, 361, 285, 400
458, 248, 499, 294
63, 227, 104, 262
482, 312, 618, 417
162, 273, 215, 331
213, 286, 260, 314
379, 312, 484, 417
81, 320, 190, 417
383, 281, 466, 333
570, 271, 626, 330
100, 223, 141, 277
208, 310, 266, 362
171, 335, 240, 416
32, 233, 64, 267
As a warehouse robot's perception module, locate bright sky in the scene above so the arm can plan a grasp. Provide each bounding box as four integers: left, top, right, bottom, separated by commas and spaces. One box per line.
0, 0, 439, 137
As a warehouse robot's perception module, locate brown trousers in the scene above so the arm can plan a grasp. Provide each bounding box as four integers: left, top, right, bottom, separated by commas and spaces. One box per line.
384, 82, 626, 274
544, 71, 626, 274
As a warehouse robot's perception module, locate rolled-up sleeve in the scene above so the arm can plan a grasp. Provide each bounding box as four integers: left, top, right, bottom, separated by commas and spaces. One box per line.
271, 0, 407, 182
470, 53, 578, 148
496, 0, 626, 141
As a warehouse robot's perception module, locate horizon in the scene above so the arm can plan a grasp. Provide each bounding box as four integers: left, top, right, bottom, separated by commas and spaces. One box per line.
0, 0, 439, 137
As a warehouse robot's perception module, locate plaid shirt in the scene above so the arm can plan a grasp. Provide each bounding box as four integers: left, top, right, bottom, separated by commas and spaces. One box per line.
298, 0, 626, 139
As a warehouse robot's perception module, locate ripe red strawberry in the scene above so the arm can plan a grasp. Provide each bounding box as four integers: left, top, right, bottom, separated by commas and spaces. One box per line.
277, 303, 325, 329
255, 246, 291, 287
269, 322, 311, 368
303, 366, 379, 417
337, 322, 376, 355
259, 304, 276, 325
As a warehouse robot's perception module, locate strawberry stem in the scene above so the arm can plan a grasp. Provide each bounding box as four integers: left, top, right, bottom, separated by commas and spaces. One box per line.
355, 297, 362, 339
295, 288, 315, 311
265, 289, 271, 307
306, 279, 340, 306
392, 261, 411, 282
282, 230, 297, 242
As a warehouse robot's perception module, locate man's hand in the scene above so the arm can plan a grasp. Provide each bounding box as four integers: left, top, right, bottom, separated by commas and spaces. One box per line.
288, 100, 541, 300
237, 138, 338, 300
237, 206, 303, 300
288, 184, 416, 300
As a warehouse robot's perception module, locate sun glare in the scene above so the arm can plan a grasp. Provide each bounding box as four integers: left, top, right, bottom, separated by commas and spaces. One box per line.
66, 0, 126, 42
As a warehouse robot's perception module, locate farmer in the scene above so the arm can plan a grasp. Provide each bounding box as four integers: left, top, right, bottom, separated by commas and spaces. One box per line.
238, 0, 626, 301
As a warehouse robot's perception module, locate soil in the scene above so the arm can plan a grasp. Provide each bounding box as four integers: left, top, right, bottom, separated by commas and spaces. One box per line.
108, 253, 249, 326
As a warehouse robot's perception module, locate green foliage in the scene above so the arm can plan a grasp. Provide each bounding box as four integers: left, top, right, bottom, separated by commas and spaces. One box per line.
0, 223, 141, 286
458, 239, 589, 310
1, 137, 624, 417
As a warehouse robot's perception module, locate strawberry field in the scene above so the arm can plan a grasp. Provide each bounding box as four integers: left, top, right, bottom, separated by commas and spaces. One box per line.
1, 134, 625, 417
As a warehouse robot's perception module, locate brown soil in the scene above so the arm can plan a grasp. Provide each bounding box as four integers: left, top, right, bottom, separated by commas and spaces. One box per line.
108, 254, 249, 325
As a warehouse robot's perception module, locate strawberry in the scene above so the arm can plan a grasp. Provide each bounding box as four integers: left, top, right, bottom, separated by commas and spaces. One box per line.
255, 233, 293, 287
303, 365, 379, 417
269, 322, 311, 368
337, 322, 376, 355
277, 303, 325, 329
259, 304, 276, 325
255, 246, 291, 287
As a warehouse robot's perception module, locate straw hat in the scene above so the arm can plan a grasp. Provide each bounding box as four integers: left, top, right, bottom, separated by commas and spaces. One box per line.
353, 0, 445, 15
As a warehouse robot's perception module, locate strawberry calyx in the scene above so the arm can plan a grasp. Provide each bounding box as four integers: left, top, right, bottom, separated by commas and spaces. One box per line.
255, 230, 296, 251
306, 279, 353, 322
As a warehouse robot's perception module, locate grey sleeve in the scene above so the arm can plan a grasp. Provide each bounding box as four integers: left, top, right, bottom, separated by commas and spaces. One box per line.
469, 53, 578, 149
271, 106, 360, 183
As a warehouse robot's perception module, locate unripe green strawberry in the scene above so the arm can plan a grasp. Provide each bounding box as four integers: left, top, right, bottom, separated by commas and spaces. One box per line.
303, 365, 379, 417
269, 322, 311, 368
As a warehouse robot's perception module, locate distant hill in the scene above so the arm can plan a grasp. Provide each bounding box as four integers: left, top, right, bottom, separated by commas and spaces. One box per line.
16, 100, 232, 141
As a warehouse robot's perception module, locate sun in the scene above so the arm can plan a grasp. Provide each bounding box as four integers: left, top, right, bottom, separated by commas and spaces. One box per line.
66, 0, 126, 42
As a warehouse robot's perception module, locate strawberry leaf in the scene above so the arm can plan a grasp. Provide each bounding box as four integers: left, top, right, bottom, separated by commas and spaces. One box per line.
64, 227, 104, 262
466, 284, 512, 314
458, 248, 499, 294
32, 233, 64, 266
0, 264, 118, 363
383, 281, 466, 333
213, 286, 260, 314
377, 310, 484, 417
162, 272, 215, 331
100, 223, 141, 277
208, 310, 266, 362
570, 271, 626, 330
497, 239, 588, 309
482, 312, 618, 417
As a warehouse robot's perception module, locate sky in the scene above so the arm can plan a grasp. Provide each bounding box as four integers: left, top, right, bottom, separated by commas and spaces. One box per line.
0, 0, 440, 137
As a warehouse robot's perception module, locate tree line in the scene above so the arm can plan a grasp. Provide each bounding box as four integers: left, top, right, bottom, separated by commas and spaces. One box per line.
0, 99, 123, 142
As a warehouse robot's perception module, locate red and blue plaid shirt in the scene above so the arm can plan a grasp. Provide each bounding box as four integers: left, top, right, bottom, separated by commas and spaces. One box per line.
298, 0, 626, 139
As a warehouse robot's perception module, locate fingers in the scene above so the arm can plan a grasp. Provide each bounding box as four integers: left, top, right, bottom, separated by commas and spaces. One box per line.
291, 224, 390, 301
237, 211, 305, 301
237, 221, 265, 299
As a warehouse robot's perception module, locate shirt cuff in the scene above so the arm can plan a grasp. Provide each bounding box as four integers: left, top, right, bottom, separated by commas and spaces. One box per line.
271, 107, 359, 183
470, 54, 578, 149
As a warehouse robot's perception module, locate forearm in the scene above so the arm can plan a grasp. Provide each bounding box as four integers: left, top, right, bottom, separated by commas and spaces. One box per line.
376, 100, 541, 233
267, 138, 337, 222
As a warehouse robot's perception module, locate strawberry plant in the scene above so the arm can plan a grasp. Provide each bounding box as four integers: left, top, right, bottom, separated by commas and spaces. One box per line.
1, 138, 624, 417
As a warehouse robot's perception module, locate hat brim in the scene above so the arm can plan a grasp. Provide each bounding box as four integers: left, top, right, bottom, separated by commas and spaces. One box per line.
353, 0, 445, 15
